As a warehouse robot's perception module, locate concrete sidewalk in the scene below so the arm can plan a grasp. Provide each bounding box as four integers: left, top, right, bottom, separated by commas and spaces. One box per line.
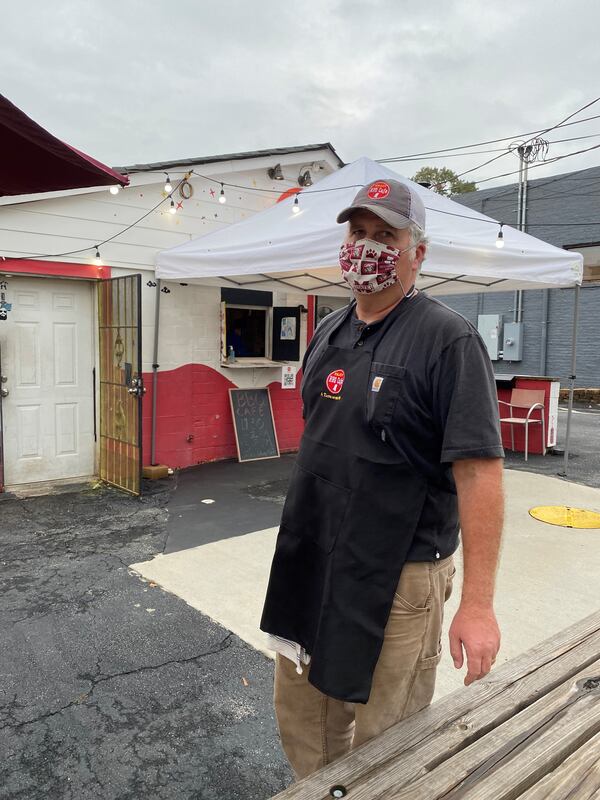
132, 468, 600, 700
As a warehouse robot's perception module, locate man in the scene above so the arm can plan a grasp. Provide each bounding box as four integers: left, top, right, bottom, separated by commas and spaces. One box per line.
260, 178, 504, 780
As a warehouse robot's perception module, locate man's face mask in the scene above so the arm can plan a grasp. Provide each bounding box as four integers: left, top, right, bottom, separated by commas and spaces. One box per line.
339, 238, 413, 295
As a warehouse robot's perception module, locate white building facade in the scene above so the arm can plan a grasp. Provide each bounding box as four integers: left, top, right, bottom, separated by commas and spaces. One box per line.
0, 144, 345, 493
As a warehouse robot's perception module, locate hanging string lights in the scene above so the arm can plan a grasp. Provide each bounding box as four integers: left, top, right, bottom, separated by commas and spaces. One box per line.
164, 174, 173, 193
109, 185, 120, 195
496, 223, 505, 248
8, 168, 537, 270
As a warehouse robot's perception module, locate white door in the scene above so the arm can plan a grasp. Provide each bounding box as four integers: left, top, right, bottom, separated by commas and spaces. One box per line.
0, 277, 95, 486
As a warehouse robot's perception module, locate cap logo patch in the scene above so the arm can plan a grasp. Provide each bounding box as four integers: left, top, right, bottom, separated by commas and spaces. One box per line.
326, 369, 345, 394
367, 181, 390, 200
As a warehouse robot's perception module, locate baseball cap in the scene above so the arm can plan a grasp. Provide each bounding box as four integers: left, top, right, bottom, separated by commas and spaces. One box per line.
336, 178, 426, 231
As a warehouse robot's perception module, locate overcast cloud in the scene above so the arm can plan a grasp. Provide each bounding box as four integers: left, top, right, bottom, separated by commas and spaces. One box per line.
3, 0, 600, 187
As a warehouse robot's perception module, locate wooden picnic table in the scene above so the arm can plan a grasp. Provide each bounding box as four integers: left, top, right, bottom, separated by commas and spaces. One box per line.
272, 610, 600, 800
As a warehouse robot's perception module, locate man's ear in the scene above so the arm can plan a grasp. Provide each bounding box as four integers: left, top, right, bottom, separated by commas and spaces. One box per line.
413, 242, 427, 270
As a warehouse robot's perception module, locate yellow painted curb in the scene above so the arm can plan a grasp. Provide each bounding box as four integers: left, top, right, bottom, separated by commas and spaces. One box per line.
529, 505, 600, 529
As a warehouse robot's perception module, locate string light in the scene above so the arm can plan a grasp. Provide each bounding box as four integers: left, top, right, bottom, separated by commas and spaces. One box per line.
496, 223, 505, 248
4, 166, 593, 266
109, 185, 120, 195
94, 246, 103, 266
164, 174, 173, 193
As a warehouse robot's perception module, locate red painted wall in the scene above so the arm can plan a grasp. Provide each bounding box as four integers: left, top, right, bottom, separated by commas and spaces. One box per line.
0, 258, 110, 280
142, 363, 304, 468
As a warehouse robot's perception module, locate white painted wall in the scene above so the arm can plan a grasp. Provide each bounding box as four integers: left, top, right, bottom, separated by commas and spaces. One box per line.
0, 150, 339, 272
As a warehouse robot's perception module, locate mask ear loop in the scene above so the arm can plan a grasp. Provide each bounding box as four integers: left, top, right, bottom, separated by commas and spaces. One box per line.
396, 243, 419, 299
397, 275, 417, 299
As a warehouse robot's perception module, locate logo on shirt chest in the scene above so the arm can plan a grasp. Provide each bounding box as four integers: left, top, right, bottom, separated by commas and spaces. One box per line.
325, 369, 345, 394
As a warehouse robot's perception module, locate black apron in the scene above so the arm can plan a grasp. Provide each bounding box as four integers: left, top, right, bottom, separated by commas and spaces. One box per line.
260, 302, 429, 703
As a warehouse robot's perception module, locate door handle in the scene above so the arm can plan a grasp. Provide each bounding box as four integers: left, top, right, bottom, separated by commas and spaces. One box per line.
127, 376, 146, 397
0, 374, 7, 397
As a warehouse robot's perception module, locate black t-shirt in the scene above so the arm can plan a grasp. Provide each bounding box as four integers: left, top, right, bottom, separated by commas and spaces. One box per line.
303, 292, 504, 560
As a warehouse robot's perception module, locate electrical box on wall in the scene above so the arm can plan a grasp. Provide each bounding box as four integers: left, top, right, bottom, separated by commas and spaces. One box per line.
477, 314, 502, 360
502, 322, 523, 361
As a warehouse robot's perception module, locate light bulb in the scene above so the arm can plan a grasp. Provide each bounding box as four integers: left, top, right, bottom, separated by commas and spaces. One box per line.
496, 225, 504, 249
292, 195, 300, 214
164, 175, 173, 193
219, 184, 227, 204
109, 185, 120, 195
169, 199, 177, 215
94, 247, 103, 266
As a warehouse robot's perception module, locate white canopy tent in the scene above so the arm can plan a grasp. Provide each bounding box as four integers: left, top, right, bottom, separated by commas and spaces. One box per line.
156, 157, 584, 473
156, 156, 583, 295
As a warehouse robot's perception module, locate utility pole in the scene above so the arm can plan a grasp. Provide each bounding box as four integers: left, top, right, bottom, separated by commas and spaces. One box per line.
512, 139, 548, 323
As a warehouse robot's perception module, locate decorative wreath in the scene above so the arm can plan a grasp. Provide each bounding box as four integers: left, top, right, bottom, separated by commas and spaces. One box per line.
179, 180, 194, 200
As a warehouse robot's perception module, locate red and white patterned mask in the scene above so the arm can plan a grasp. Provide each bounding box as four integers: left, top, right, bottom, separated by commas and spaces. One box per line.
339, 238, 411, 294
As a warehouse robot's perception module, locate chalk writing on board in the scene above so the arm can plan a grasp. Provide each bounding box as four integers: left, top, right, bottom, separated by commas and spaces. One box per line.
229, 388, 280, 462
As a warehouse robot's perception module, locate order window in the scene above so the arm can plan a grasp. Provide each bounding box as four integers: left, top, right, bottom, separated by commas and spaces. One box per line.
225, 305, 269, 359
220, 287, 301, 364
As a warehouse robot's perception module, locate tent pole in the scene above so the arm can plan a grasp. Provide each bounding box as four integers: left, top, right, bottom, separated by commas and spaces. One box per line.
560, 283, 581, 477
539, 288, 549, 375
150, 279, 162, 466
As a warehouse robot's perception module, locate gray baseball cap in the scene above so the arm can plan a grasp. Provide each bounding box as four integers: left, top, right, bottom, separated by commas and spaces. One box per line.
336, 178, 426, 231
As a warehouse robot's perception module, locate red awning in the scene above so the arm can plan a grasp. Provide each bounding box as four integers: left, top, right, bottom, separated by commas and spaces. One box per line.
0, 93, 129, 196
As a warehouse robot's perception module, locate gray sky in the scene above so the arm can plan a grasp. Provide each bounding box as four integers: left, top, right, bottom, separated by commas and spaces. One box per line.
3, 0, 600, 188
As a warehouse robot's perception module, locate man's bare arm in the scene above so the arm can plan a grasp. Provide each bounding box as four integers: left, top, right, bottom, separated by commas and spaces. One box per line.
449, 457, 504, 685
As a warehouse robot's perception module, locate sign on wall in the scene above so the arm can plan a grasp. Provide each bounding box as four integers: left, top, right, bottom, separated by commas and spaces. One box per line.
281, 365, 297, 389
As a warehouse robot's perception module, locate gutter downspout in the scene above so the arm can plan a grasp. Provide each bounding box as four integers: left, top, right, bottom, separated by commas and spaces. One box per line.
151, 279, 161, 466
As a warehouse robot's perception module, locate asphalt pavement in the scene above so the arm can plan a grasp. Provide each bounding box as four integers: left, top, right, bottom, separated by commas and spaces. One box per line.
503, 404, 600, 488
0, 480, 292, 800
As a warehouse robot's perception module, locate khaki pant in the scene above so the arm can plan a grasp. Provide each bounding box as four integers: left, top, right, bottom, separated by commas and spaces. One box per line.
274, 555, 455, 780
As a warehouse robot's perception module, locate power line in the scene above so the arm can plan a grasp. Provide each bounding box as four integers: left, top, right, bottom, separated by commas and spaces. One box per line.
453, 96, 600, 181
376, 112, 600, 163
473, 165, 600, 202
380, 131, 600, 164
472, 142, 600, 186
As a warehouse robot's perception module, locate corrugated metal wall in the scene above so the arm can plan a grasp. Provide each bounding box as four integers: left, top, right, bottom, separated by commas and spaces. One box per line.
438, 285, 599, 387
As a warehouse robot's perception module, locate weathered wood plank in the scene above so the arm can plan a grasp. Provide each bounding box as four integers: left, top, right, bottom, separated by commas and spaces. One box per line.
272, 611, 600, 800
376, 659, 600, 799
434, 672, 600, 800
518, 730, 600, 799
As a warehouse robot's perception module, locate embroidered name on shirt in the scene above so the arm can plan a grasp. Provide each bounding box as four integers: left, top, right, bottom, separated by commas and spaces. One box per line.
371, 376, 384, 392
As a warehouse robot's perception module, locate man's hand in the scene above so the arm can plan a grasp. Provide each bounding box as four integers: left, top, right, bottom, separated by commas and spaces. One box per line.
449, 604, 501, 686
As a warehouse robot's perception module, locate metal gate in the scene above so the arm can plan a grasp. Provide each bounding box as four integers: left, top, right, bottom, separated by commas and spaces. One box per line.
98, 275, 144, 495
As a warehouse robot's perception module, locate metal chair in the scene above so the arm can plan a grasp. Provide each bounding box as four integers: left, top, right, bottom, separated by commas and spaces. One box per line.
498, 388, 546, 461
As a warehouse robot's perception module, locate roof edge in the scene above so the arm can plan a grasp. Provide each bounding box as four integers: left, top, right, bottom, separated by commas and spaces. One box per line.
115, 143, 345, 174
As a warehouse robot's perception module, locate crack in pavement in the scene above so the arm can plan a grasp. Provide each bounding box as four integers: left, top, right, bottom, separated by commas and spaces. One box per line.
0, 632, 233, 732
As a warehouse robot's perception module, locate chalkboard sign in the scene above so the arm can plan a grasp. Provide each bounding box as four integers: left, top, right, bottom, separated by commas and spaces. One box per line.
229, 388, 280, 462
